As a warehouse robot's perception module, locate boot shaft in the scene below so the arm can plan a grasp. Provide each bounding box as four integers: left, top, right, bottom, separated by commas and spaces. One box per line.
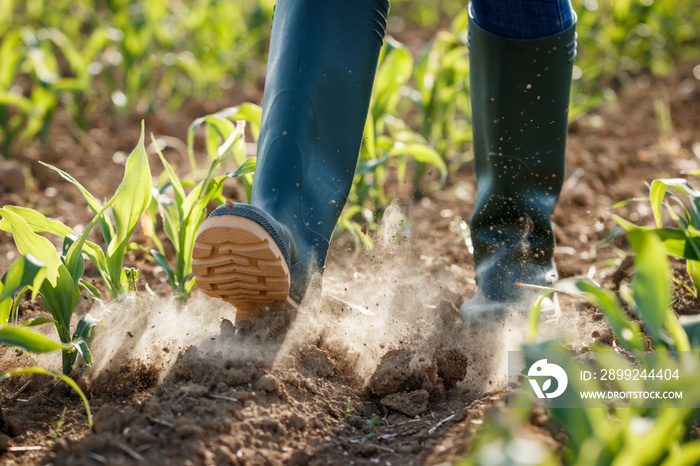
252, 0, 389, 245
467, 13, 576, 298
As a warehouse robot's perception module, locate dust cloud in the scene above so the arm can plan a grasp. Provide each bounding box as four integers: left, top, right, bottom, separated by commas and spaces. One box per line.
79, 200, 597, 397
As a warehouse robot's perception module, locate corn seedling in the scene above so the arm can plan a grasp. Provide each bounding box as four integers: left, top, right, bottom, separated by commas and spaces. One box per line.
0, 205, 105, 375
144, 106, 259, 303
463, 228, 700, 465
343, 37, 447, 249
52, 407, 67, 439
0, 126, 152, 373
614, 177, 700, 297
413, 11, 472, 167
34, 125, 152, 299
0, 255, 92, 427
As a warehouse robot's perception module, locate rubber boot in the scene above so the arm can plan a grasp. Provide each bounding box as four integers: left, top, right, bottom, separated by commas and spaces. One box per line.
460, 11, 576, 321
193, 0, 389, 321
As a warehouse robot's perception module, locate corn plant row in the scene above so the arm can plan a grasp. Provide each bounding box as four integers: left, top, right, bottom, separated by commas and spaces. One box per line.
459, 181, 700, 464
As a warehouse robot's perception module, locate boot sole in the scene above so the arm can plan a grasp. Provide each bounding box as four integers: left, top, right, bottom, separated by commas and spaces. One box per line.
192, 215, 298, 322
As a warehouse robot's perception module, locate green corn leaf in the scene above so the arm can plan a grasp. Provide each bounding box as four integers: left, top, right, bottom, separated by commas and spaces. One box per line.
69, 314, 101, 367
39, 265, 80, 342
0, 325, 69, 353
9, 285, 33, 326
204, 116, 236, 160
0, 255, 46, 325
0, 208, 62, 286
613, 215, 700, 261
219, 103, 262, 140
225, 157, 256, 178
0, 92, 32, 113
0, 366, 92, 428
574, 279, 646, 351
150, 249, 176, 289
39, 161, 114, 244
362, 111, 377, 160
188, 106, 257, 171
61, 235, 85, 288
105, 123, 152, 291
151, 135, 186, 205
387, 143, 447, 184
0, 206, 74, 237
357, 153, 389, 176
21, 317, 57, 327
627, 229, 672, 342
659, 440, 700, 466
78, 279, 101, 299
81, 240, 108, 277
649, 179, 700, 228
64, 195, 116, 289
0, 254, 46, 303
177, 176, 226, 279
687, 260, 700, 296
650, 179, 676, 227
70, 340, 92, 367
372, 38, 413, 119
664, 309, 691, 352
73, 314, 102, 341
613, 404, 700, 466
184, 277, 197, 297
679, 314, 700, 346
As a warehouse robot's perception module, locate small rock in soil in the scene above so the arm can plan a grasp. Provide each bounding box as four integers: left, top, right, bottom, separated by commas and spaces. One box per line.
0, 433, 9, 452
298, 345, 334, 378
367, 349, 414, 397
256, 374, 279, 393
380, 389, 430, 417
92, 405, 123, 435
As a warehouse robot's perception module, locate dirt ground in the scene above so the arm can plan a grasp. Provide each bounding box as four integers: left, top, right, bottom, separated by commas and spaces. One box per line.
0, 62, 699, 466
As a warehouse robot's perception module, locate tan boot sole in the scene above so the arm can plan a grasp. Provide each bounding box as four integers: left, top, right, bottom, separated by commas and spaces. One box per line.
192, 215, 299, 322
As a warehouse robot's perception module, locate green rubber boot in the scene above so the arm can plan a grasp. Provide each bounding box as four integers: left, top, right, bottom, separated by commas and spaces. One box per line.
460, 12, 576, 322
193, 0, 389, 321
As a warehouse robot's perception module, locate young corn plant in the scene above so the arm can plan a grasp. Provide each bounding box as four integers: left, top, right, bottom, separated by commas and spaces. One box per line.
412, 10, 472, 168
462, 228, 700, 465
343, 37, 447, 250
35, 125, 152, 299
613, 177, 700, 297
0, 125, 151, 374
0, 206, 108, 375
143, 105, 260, 303
0, 244, 93, 427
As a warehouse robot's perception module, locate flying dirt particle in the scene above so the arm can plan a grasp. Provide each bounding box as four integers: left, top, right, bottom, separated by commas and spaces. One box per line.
435, 346, 468, 388
380, 389, 430, 417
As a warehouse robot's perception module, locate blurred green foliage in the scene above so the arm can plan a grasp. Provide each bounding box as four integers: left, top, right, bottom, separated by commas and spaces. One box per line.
2, 0, 699, 159
0, 0, 274, 155
461, 228, 700, 465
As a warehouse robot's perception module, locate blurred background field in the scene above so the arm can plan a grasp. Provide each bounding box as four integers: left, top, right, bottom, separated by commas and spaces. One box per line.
2, 0, 699, 157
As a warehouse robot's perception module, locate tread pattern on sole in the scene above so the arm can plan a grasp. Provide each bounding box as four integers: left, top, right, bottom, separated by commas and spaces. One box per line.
193, 216, 296, 320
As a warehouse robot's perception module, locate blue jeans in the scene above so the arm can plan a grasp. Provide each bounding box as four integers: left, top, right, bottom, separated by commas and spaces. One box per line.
470, 0, 575, 39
